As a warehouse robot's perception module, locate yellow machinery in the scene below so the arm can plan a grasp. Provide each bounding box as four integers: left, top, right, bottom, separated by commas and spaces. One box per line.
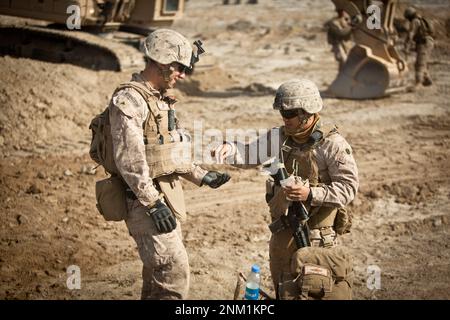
326, 0, 408, 99
0, 0, 185, 71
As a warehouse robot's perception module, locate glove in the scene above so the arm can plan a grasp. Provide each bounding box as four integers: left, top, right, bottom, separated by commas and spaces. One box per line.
201, 171, 231, 189
147, 200, 177, 233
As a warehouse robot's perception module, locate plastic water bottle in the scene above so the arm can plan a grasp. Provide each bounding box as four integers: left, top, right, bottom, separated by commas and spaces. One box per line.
244, 264, 260, 300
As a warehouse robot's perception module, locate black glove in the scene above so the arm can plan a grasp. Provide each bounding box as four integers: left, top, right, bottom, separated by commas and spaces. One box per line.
148, 200, 177, 233
201, 171, 231, 189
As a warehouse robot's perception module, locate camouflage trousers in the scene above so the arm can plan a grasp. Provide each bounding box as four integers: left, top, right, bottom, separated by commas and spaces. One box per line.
125, 198, 189, 300
415, 37, 434, 85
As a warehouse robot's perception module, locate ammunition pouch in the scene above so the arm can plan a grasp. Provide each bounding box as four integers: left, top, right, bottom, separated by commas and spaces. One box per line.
277, 246, 353, 300
145, 141, 192, 179
334, 207, 352, 235
310, 227, 337, 248
157, 174, 187, 223
95, 175, 128, 221
298, 264, 333, 299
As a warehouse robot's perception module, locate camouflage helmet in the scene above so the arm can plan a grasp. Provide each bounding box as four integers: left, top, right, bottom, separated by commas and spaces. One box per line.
273, 79, 323, 114
404, 7, 417, 20
141, 29, 192, 67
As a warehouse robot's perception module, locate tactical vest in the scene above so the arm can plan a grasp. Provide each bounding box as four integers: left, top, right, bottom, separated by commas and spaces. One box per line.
415, 17, 435, 42
98, 81, 192, 221
270, 123, 339, 230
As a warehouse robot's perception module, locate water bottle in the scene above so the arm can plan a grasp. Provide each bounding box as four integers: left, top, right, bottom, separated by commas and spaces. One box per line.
244, 264, 260, 300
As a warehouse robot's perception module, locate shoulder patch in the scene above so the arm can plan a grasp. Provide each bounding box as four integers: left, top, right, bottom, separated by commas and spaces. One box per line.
112, 88, 146, 118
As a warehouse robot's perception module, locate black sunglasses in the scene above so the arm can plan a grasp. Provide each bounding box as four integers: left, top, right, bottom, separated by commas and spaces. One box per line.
279, 109, 299, 119
172, 62, 189, 74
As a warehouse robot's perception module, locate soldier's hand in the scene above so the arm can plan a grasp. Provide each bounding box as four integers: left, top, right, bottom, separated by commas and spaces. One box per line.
201, 171, 231, 189
211, 143, 233, 164
283, 184, 311, 202
147, 200, 177, 233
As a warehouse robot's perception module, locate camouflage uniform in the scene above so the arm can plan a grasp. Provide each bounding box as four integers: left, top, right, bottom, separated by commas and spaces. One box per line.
223, 79, 358, 299
228, 125, 358, 296
109, 73, 207, 299
406, 14, 434, 85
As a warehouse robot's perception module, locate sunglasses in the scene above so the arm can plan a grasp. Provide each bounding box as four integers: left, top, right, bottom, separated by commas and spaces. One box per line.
279, 109, 299, 119
172, 62, 190, 74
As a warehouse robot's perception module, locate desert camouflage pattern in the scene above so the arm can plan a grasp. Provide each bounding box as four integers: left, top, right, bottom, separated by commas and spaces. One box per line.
125, 197, 189, 299
272, 79, 323, 114
408, 17, 434, 85
108, 72, 207, 299
231, 127, 358, 208
227, 123, 358, 296
109, 73, 207, 206
141, 29, 193, 67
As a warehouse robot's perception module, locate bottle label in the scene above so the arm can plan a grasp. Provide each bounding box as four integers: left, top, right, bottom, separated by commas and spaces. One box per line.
244, 287, 259, 300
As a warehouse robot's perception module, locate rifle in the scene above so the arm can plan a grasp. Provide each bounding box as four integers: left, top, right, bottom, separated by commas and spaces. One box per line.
267, 162, 311, 249
287, 201, 311, 249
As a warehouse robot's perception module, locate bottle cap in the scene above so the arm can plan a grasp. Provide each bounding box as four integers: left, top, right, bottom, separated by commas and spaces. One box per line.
251, 264, 260, 273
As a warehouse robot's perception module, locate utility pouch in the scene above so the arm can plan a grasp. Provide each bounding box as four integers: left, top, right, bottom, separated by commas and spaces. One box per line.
334, 207, 352, 235
95, 176, 128, 221
298, 264, 333, 299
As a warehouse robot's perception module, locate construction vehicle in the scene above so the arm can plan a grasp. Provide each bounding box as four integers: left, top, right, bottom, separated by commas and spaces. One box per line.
0, 0, 185, 71
325, 0, 408, 99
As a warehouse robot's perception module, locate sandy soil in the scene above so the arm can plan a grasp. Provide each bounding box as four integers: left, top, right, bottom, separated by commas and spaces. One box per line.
0, 0, 449, 300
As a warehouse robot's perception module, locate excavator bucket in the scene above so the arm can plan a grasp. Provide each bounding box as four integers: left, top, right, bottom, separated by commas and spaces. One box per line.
325, 0, 408, 99
327, 45, 389, 99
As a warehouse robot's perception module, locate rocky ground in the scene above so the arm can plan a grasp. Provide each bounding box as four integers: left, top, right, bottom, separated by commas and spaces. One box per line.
0, 0, 449, 300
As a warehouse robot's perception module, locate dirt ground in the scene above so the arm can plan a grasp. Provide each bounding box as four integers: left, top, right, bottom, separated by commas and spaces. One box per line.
1, 0, 450, 300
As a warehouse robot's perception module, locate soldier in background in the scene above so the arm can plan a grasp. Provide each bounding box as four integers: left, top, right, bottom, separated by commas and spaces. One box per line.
404, 6, 435, 87
107, 29, 230, 299
326, 9, 353, 71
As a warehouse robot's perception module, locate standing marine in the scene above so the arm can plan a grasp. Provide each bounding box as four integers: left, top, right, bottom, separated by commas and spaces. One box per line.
91, 29, 230, 299
404, 6, 435, 87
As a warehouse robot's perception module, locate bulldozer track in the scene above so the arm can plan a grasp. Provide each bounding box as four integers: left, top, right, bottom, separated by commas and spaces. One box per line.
0, 25, 145, 71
